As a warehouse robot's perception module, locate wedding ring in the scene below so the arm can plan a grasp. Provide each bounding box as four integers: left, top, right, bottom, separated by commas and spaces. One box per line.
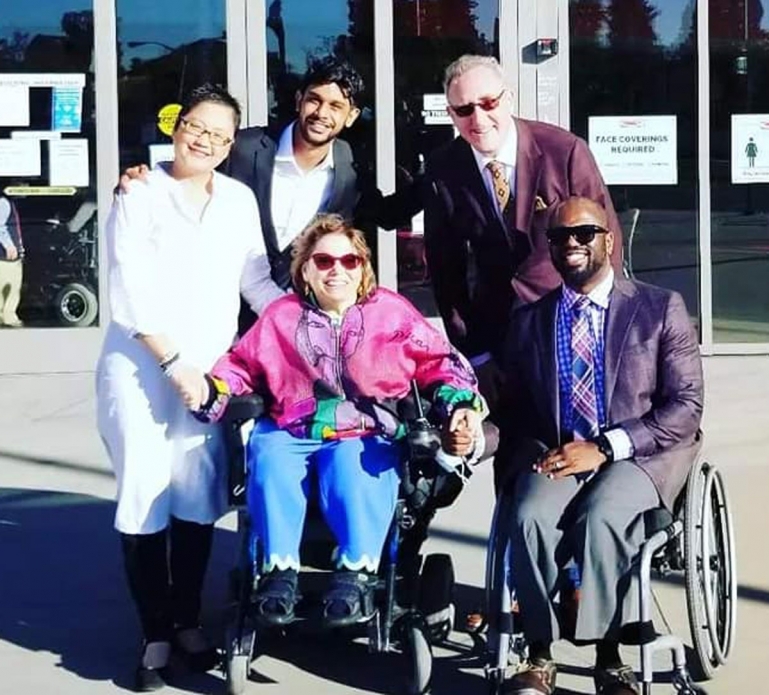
554, 461, 561, 471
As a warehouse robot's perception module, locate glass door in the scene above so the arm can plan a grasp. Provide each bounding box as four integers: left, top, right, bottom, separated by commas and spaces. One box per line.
709, 0, 769, 345
568, 0, 700, 331
1, 4, 100, 331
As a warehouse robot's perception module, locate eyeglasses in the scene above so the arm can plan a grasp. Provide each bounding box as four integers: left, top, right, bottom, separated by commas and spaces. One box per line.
448, 89, 506, 118
546, 224, 608, 246
310, 253, 363, 271
178, 117, 234, 147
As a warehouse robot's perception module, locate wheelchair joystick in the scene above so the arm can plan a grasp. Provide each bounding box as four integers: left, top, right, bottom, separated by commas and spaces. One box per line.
405, 380, 442, 461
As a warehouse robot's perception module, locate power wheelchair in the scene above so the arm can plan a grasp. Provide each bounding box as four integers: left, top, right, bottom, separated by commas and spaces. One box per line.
481, 451, 736, 695
219, 387, 476, 695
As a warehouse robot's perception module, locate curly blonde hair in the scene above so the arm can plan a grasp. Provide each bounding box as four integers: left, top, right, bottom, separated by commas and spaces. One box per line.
290, 213, 377, 301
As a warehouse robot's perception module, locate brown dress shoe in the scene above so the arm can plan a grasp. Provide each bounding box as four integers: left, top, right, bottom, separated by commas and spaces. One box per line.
594, 664, 640, 695
505, 657, 557, 695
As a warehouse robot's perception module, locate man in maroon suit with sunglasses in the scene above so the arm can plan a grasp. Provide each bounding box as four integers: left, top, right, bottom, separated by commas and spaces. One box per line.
424, 55, 622, 416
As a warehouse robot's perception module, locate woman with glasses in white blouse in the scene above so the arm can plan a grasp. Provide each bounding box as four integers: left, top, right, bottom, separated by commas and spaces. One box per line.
96, 84, 281, 691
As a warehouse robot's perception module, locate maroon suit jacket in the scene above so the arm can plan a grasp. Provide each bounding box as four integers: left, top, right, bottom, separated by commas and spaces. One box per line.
424, 117, 622, 362
501, 278, 704, 510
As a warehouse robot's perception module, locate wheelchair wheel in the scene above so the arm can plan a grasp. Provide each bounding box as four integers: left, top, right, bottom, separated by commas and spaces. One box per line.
225, 622, 255, 695
401, 614, 433, 694
684, 460, 737, 680
418, 553, 455, 644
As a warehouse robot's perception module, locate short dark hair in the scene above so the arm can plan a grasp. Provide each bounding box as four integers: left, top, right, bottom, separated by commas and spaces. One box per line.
175, 83, 242, 132
299, 57, 364, 106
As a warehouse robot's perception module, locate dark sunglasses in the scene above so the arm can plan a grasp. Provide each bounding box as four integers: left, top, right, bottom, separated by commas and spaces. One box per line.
448, 89, 506, 118
310, 253, 363, 271
546, 224, 608, 246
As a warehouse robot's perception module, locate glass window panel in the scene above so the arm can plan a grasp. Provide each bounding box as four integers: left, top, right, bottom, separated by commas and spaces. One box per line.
265, 0, 375, 163
393, 0, 499, 316
1, 3, 99, 328
710, 0, 769, 343
569, 0, 700, 332
116, 0, 227, 171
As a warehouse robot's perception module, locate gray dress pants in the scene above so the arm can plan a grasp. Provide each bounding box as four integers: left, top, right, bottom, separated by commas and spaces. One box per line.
509, 456, 659, 644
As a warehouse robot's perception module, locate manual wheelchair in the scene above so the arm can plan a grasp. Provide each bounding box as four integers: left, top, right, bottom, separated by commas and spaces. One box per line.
219, 388, 479, 695
482, 450, 737, 695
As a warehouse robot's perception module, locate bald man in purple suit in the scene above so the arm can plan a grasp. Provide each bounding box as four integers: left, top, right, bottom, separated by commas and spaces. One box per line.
498, 197, 703, 695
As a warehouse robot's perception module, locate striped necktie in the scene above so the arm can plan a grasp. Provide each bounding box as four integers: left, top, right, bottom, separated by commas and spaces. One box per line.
571, 295, 599, 440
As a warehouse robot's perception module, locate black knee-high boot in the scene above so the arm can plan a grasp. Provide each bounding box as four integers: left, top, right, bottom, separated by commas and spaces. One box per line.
169, 517, 214, 629
121, 530, 172, 643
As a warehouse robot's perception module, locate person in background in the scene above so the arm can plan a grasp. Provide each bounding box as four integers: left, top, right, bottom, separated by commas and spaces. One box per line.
498, 197, 703, 695
96, 84, 277, 691
121, 56, 422, 332
193, 214, 486, 628
0, 193, 24, 328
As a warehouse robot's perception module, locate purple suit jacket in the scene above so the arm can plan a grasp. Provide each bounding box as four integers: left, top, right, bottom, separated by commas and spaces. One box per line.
424, 117, 621, 362
501, 278, 704, 510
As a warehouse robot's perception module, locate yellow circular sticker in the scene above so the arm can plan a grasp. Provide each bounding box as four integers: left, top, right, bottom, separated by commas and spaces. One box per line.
157, 103, 182, 137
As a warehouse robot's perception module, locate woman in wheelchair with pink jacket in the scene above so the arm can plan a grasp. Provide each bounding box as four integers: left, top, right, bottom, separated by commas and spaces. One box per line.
195, 212, 486, 627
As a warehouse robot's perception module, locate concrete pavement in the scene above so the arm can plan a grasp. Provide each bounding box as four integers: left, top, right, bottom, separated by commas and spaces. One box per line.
0, 356, 768, 694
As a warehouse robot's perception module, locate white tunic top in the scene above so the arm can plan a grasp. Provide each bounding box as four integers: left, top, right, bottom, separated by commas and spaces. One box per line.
96, 165, 278, 534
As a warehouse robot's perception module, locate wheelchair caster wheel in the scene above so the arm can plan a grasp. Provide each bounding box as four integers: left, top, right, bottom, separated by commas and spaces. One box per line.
400, 613, 433, 694
226, 654, 250, 695
418, 553, 455, 645
224, 623, 255, 695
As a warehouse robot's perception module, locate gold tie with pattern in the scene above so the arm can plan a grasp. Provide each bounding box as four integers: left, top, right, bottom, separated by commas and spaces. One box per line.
486, 160, 510, 215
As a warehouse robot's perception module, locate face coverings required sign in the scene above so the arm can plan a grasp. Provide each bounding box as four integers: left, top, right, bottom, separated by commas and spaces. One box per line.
588, 115, 678, 185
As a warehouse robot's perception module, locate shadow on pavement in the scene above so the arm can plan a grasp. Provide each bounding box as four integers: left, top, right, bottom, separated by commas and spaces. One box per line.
0, 488, 224, 693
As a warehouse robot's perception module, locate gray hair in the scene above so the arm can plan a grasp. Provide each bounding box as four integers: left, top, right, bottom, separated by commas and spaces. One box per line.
443, 55, 506, 96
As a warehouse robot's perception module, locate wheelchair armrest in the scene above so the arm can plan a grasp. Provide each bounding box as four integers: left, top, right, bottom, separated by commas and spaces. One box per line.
221, 394, 264, 425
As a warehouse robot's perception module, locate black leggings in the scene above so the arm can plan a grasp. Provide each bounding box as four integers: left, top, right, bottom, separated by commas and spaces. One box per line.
120, 518, 214, 642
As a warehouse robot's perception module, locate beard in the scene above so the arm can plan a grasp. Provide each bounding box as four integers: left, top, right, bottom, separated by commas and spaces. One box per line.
297, 117, 339, 147
552, 253, 605, 288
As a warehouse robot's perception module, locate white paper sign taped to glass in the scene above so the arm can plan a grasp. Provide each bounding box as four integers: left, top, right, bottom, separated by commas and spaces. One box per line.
0, 73, 85, 88
52, 87, 84, 132
0, 139, 42, 177
0, 85, 30, 127
588, 115, 678, 185
422, 94, 453, 126
49, 138, 89, 187
730, 114, 769, 184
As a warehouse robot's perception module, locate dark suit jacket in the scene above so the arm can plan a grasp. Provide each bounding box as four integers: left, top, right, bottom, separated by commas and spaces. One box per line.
225, 125, 421, 290
501, 278, 704, 510
424, 118, 622, 362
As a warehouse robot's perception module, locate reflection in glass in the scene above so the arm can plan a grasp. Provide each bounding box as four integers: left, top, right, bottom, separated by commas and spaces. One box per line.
570, 0, 699, 329
116, 1, 226, 170
710, 0, 769, 342
265, 0, 375, 161
0, 5, 99, 328
393, 0, 499, 316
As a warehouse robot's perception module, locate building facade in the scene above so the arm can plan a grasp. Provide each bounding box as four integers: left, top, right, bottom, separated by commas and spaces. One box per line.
1, 0, 767, 373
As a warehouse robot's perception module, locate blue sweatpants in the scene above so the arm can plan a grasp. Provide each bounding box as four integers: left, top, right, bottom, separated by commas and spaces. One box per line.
246, 418, 401, 573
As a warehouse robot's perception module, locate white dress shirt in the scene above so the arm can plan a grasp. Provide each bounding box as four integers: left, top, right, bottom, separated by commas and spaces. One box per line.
270, 122, 335, 252
106, 164, 282, 366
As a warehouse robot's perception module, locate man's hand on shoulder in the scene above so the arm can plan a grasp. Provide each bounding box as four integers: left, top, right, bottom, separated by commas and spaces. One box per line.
3, 242, 18, 261
534, 441, 606, 479
116, 164, 151, 195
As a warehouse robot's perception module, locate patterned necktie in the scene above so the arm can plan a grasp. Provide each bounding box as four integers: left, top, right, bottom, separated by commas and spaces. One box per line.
571, 295, 599, 440
486, 160, 510, 214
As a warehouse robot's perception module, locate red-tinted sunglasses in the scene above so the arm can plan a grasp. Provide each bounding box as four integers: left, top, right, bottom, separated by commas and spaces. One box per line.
449, 89, 506, 118
310, 253, 363, 271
